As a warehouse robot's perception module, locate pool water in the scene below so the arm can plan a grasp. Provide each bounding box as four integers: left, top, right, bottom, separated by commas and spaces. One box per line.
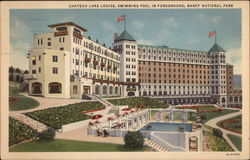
139, 122, 192, 132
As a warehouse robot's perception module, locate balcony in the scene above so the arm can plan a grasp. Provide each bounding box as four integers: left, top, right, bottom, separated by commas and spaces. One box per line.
73, 31, 83, 39
112, 48, 122, 52
24, 74, 38, 80
93, 60, 99, 65
107, 65, 112, 69
127, 87, 136, 91
101, 62, 106, 67
54, 30, 68, 37
85, 57, 91, 63
113, 66, 118, 70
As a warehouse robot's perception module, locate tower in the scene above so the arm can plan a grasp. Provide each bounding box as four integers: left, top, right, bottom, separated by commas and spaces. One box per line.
112, 30, 139, 97
208, 43, 227, 107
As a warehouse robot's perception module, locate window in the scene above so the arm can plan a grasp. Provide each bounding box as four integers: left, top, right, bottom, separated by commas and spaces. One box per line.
73, 86, 77, 94
52, 56, 58, 62
49, 82, 62, 94
39, 67, 41, 73
48, 42, 51, 46
38, 55, 41, 61
32, 70, 36, 74
52, 67, 58, 74
60, 47, 64, 51
32, 56, 36, 65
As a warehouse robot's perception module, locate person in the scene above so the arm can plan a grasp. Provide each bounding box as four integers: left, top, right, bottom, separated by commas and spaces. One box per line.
97, 128, 102, 136
103, 129, 109, 137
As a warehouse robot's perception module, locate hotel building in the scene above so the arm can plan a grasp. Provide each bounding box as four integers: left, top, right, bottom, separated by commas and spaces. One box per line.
26, 22, 242, 107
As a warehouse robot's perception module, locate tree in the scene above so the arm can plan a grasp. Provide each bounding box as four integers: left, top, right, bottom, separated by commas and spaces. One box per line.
38, 128, 55, 140
9, 74, 14, 81
15, 67, 21, 73
124, 131, 144, 149
24, 70, 29, 74
20, 76, 24, 83
212, 128, 223, 138
15, 74, 20, 82
88, 36, 91, 40
96, 39, 99, 43
9, 66, 14, 73
103, 43, 106, 47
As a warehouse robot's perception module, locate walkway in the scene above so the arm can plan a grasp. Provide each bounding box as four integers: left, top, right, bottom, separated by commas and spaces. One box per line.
205, 110, 242, 151
10, 93, 88, 115
9, 93, 91, 132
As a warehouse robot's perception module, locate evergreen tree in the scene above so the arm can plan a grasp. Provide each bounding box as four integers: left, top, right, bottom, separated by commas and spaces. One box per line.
9, 66, 14, 73
88, 36, 91, 40
15, 67, 21, 73
103, 43, 106, 47
15, 74, 20, 82
9, 74, 14, 81
96, 39, 99, 43
24, 70, 29, 74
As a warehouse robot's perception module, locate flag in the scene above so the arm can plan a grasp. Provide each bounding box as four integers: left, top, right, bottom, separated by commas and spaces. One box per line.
208, 31, 216, 37
117, 15, 126, 23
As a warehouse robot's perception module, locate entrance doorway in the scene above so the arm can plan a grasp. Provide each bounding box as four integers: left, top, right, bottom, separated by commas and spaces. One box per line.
83, 86, 90, 95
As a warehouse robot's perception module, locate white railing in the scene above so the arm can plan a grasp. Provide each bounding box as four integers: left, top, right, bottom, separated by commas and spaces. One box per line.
150, 132, 185, 152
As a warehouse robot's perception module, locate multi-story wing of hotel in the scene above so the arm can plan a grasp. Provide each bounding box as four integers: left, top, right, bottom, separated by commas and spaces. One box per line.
26, 22, 242, 108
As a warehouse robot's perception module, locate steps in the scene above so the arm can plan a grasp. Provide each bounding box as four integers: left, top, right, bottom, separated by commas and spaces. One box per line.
10, 114, 48, 132
92, 95, 114, 107
144, 139, 168, 152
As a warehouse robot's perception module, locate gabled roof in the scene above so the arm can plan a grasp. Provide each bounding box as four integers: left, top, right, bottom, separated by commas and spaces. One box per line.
114, 30, 136, 42
208, 43, 226, 53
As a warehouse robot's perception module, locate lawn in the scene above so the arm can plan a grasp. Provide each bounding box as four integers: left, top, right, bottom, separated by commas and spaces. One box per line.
201, 109, 238, 124
9, 82, 39, 111
108, 97, 168, 109
10, 139, 148, 152
25, 102, 104, 129
227, 134, 242, 151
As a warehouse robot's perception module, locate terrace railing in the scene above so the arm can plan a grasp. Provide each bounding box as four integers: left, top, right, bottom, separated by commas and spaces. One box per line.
150, 132, 186, 152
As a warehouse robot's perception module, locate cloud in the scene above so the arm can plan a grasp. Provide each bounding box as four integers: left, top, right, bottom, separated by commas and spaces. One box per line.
131, 20, 144, 30
226, 48, 242, 74
10, 41, 30, 70
210, 16, 222, 23
10, 16, 30, 39
197, 14, 222, 24
162, 17, 179, 28
101, 21, 117, 32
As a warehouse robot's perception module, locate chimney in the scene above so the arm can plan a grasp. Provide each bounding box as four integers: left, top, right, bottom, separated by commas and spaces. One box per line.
114, 33, 118, 41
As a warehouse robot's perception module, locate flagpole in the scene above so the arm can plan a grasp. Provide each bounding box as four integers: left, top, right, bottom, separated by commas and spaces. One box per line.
215, 30, 217, 44
124, 15, 126, 31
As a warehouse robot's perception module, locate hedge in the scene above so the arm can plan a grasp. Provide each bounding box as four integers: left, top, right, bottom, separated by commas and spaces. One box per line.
108, 97, 168, 109
25, 102, 104, 129
9, 117, 38, 146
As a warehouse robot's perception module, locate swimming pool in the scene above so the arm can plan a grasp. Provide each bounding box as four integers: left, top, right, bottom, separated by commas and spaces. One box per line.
139, 122, 192, 132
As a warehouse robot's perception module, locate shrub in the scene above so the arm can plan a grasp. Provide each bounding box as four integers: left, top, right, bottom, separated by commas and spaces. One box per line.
212, 128, 223, 138
200, 115, 207, 120
124, 131, 144, 149
38, 128, 55, 140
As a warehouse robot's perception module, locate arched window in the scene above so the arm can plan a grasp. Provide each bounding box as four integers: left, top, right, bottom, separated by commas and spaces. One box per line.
32, 82, 42, 94
49, 82, 62, 94
103, 86, 107, 94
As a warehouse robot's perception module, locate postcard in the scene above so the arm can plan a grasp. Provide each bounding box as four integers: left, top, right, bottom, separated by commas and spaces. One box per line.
0, 1, 249, 160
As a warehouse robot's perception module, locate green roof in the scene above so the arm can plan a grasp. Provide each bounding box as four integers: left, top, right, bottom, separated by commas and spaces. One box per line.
208, 43, 226, 53
114, 30, 136, 42
226, 63, 233, 66
138, 44, 208, 54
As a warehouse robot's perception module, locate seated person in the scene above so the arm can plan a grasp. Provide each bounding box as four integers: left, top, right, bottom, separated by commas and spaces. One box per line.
103, 129, 109, 137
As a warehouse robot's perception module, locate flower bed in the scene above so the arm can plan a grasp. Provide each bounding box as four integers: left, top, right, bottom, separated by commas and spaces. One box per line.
82, 107, 106, 114
9, 117, 38, 146
25, 102, 104, 129
108, 97, 168, 109
218, 117, 242, 134
178, 106, 223, 113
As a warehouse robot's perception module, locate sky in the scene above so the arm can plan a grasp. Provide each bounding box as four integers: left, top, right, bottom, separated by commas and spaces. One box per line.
10, 9, 241, 74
